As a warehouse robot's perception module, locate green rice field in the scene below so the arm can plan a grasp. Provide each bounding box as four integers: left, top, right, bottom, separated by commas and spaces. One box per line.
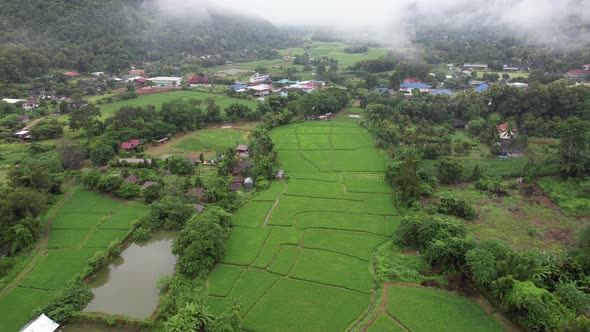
205, 118, 396, 331
0, 188, 146, 332
385, 285, 503, 332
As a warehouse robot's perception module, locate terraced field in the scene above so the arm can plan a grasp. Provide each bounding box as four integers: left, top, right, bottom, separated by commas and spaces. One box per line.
0, 189, 146, 332
206, 118, 398, 331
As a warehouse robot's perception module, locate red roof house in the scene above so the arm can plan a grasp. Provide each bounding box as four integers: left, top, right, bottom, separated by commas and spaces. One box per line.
63, 71, 80, 77
188, 76, 209, 85
403, 77, 421, 83
141, 181, 158, 190
565, 69, 589, 81
498, 122, 516, 140
120, 139, 142, 151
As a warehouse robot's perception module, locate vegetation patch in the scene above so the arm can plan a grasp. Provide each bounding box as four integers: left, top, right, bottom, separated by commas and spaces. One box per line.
51, 212, 107, 230
286, 179, 346, 199
222, 269, 278, 315
0, 287, 52, 332
83, 229, 129, 248
100, 205, 146, 230
268, 196, 366, 226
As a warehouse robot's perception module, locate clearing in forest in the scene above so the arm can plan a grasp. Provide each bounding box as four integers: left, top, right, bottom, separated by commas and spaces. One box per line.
0, 188, 146, 332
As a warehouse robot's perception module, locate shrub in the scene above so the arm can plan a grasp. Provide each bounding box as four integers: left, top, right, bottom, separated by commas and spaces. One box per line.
437, 192, 476, 220
97, 174, 123, 193
436, 158, 463, 184
134, 227, 152, 243
474, 177, 508, 196
34, 281, 93, 323
116, 182, 141, 199
157, 275, 173, 293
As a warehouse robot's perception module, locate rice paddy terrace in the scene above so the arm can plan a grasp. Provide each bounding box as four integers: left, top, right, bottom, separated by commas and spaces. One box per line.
205, 117, 503, 331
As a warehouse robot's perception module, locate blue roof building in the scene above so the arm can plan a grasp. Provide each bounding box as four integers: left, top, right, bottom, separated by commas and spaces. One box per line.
400, 83, 432, 89
231, 84, 247, 91
430, 89, 454, 96
475, 83, 489, 93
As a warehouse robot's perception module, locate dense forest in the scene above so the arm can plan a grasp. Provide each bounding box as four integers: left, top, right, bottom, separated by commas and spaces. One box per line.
0, 0, 298, 83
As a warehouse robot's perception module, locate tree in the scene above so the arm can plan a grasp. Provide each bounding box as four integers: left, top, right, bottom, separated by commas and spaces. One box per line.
386, 147, 423, 206
69, 104, 101, 132
558, 117, 590, 177
166, 156, 194, 175
436, 158, 463, 184
30, 119, 64, 140
89, 140, 115, 166
164, 302, 214, 332
174, 216, 228, 277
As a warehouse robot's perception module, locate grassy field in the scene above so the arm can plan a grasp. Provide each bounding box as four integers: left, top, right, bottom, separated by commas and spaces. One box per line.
386, 285, 503, 332
0, 188, 146, 332
96, 90, 258, 119
538, 177, 590, 217
205, 41, 389, 81
144, 122, 256, 159
205, 118, 395, 331
439, 180, 590, 251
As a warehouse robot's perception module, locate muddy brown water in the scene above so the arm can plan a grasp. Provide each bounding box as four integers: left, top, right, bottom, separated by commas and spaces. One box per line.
83, 231, 178, 320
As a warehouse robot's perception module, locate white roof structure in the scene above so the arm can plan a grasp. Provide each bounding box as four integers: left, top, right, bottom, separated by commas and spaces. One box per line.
2, 98, 26, 104
15, 130, 29, 136
19, 314, 59, 332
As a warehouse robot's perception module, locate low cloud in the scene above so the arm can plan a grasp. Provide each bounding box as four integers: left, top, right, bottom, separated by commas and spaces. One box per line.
148, 0, 590, 47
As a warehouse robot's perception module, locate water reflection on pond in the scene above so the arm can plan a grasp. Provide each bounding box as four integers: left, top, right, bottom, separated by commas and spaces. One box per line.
83, 231, 178, 319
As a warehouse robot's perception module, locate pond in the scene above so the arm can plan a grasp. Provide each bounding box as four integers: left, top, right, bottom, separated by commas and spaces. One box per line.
83, 231, 178, 319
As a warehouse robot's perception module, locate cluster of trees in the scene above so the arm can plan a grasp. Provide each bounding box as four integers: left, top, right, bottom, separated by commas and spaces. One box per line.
343, 46, 369, 54
0, 144, 64, 258
396, 213, 590, 331
0, 0, 298, 84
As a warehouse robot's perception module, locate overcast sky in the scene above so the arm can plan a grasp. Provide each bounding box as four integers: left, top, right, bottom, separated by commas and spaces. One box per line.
153, 0, 588, 46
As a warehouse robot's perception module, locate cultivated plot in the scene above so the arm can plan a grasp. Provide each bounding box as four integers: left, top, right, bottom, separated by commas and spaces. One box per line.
206, 119, 399, 331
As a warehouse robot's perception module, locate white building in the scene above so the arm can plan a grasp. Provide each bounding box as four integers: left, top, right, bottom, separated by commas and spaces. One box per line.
1, 98, 26, 104
19, 314, 59, 332
91, 72, 105, 76
250, 73, 271, 84
248, 84, 271, 96
148, 77, 182, 87
22, 100, 40, 111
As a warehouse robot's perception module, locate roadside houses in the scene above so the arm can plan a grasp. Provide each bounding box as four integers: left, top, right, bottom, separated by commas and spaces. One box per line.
141, 181, 158, 190
22, 100, 40, 111
120, 139, 142, 151
236, 144, 249, 154
123, 175, 139, 184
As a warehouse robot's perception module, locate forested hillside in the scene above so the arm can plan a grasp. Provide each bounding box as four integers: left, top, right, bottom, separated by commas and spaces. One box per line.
0, 0, 297, 82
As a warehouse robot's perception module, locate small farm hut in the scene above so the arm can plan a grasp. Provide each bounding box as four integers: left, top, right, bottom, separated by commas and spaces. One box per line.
244, 177, 254, 189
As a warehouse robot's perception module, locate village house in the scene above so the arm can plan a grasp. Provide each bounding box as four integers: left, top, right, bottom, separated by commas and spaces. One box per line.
148, 77, 182, 87
249, 73, 271, 84
28, 87, 47, 100
236, 144, 249, 155
475, 83, 490, 93
141, 181, 158, 190
22, 100, 39, 111
118, 158, 153, 165
63, 71, 81, 78
188, 75, 209, 86
248, 84, 272, 96
230, 182, 243, 192
374, 87, 393, 95
498, 122, 516, 140
502, 65, 520, 72
403, 77, 421, 84
462, 63, 488, 71
399, 82, 432, 96
120, 139, 142, 151
19, 313, 59, 332
565, 69, 589, 82
230, 84, 247, 92
185, 187, 205, 201
192, 204, 205, 213
430, 89, 454, 96
13, 130, 32, 141
157, 138, 169, 145
123, 175, 139, 184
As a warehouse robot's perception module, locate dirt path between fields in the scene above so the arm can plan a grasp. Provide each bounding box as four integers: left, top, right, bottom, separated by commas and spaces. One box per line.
0, 186, 74, 298
262, 184, 289, 227
22, 115, 49, 130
